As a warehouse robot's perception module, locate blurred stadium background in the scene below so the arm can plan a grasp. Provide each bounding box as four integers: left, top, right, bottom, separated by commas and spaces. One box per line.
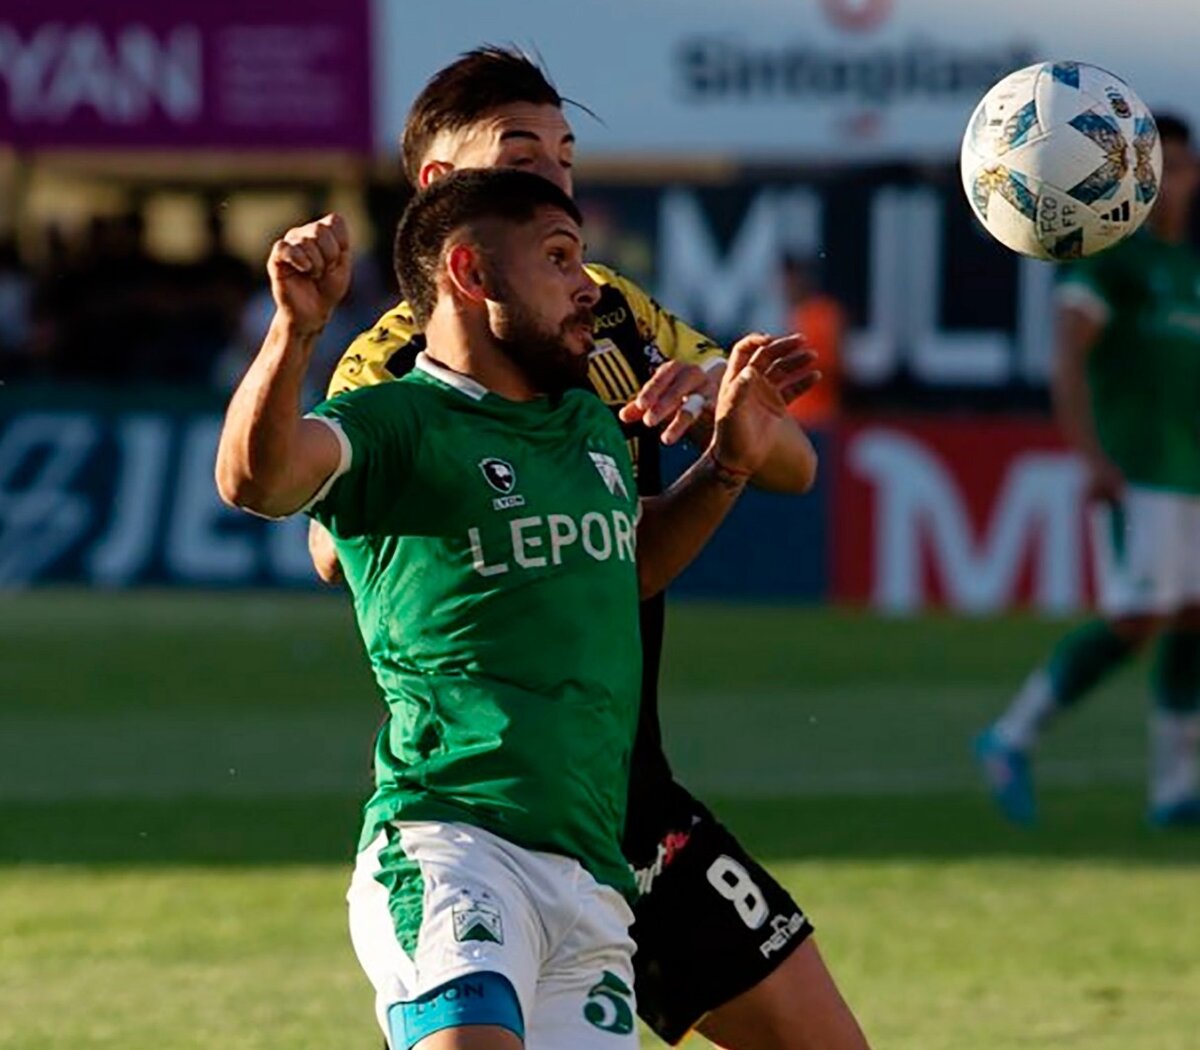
2, 1, 1199, 1047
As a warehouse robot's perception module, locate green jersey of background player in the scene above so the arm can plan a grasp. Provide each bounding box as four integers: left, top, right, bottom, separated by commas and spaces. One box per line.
976, 113, 1200, 829
1064, 225, 1200, 497
214, 169, 817, 1050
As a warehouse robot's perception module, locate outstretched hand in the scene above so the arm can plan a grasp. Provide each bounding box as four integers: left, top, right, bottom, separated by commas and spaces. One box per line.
709, 333, 820, 478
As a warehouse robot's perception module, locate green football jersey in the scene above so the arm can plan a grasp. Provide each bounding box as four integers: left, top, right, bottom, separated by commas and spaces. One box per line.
1059, 230, 1200, 494
306, 354, 642, 896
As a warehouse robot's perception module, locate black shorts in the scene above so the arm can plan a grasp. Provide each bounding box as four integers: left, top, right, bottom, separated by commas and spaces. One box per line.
628, 787, 814, 1045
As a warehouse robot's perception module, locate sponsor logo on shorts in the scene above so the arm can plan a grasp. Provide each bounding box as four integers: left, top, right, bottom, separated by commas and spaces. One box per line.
452, 891, 504, 945
410, 979, 489, 1013
758, 911, 807, 959
631, 827, 693, 896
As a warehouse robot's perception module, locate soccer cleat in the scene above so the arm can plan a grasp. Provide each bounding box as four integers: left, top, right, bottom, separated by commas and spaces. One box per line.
1148, 796, 1200, 828
973, 728, 1036, 825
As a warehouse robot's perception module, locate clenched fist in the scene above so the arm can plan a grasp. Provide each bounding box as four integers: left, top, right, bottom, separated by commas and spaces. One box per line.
268, 213, 352, 336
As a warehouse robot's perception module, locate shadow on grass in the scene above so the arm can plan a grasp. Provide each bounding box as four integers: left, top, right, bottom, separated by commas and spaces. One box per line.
3, 787, 1200, 868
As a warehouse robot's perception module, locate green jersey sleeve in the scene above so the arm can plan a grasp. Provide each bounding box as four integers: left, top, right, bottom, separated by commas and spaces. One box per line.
304, 384, 418, 537
1057, 244, 1140, 325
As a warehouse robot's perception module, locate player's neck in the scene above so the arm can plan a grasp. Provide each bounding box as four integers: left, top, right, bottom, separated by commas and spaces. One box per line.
423, 313, 541, 401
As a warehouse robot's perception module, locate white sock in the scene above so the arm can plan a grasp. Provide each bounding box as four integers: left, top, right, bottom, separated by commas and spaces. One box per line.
1149, 710, 1200, 809
993, 669, 1057, 753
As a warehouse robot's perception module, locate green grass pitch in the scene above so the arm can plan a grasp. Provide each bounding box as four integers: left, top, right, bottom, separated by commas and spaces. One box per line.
1, 592, 1198, 1048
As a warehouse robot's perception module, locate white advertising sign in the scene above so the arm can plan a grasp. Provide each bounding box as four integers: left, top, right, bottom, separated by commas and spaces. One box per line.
373, 0, 1200, 162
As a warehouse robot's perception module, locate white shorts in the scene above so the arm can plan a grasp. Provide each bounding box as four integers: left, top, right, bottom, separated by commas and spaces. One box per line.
1091, 486, 1200, 618
347, 822, 637, 1050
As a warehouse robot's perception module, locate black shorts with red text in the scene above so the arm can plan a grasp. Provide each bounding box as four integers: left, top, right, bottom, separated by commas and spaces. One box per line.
627, 783, 814, 1045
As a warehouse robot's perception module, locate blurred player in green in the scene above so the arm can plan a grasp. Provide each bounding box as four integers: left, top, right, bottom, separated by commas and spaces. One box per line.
214, 169, 853, 1049
307, 48, 869, 1050
976, 114, 1200, 827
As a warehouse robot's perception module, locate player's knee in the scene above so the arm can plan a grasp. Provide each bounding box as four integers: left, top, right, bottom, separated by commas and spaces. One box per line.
386, 972, 523, 1050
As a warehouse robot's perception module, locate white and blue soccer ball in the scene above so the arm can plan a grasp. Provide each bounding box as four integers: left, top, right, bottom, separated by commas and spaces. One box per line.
960, 61, 1162, 260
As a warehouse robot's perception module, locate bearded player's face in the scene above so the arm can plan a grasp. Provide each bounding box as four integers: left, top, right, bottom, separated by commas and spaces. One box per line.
480, 205, 598, 394
424, 103, 576, 197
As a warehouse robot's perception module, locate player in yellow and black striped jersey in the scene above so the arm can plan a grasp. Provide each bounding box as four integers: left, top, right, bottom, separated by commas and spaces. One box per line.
329, 262, 726, 497
312, 47, 869, 1050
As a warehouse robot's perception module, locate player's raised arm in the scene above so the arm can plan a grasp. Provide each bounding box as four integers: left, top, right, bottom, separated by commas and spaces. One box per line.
215, 214, 352, 519
635, 334, 819, 598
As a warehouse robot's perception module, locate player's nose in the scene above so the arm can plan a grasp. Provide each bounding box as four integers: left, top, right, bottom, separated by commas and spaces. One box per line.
574, 269, 601, 308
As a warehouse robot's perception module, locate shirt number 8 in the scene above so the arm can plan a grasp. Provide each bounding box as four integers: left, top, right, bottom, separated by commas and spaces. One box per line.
706, 854, 769, 929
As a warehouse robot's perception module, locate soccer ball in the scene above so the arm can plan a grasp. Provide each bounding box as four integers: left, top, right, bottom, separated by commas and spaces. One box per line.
960, 61, 1162, 260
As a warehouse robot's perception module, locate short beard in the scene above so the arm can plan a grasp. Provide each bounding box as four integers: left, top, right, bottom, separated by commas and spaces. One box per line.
488, 279, 593, 397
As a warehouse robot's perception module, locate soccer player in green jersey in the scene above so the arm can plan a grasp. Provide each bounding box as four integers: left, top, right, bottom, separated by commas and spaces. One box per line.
215, 169, 824, 1049
308, 49, 869, 1050
976, 114, 1200, 827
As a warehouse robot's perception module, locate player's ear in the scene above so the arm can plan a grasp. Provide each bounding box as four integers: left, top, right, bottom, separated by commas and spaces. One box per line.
418, 160, 454, 188
445, 242, 489, 305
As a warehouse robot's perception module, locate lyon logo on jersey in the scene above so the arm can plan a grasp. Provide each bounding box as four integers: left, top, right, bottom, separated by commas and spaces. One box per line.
480, 457, 525, 511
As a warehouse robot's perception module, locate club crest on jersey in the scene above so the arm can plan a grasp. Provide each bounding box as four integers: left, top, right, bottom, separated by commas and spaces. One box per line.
480, 458, 515, 493
589, 451, 630, 500
452, 891, 504, 945
479, 458, 525, 510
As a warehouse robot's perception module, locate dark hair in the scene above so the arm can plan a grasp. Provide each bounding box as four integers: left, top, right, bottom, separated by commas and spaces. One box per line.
1154, 112, 1191, 147
394, 168, 583, 326
402, 46, 562, 187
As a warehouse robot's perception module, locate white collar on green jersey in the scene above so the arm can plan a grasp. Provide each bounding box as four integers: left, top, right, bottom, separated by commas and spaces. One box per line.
415, 351, 487, 401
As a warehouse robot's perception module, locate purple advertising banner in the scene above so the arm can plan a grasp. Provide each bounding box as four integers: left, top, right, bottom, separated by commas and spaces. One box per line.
0, 0, 372, 151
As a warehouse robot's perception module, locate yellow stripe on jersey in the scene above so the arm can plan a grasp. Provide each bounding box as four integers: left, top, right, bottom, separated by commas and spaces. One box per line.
625, 436, 641, 476
584, 263, 726, 372
587, 360, 620, 405
587, 338, 641, 406
608, 342, 643, 399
